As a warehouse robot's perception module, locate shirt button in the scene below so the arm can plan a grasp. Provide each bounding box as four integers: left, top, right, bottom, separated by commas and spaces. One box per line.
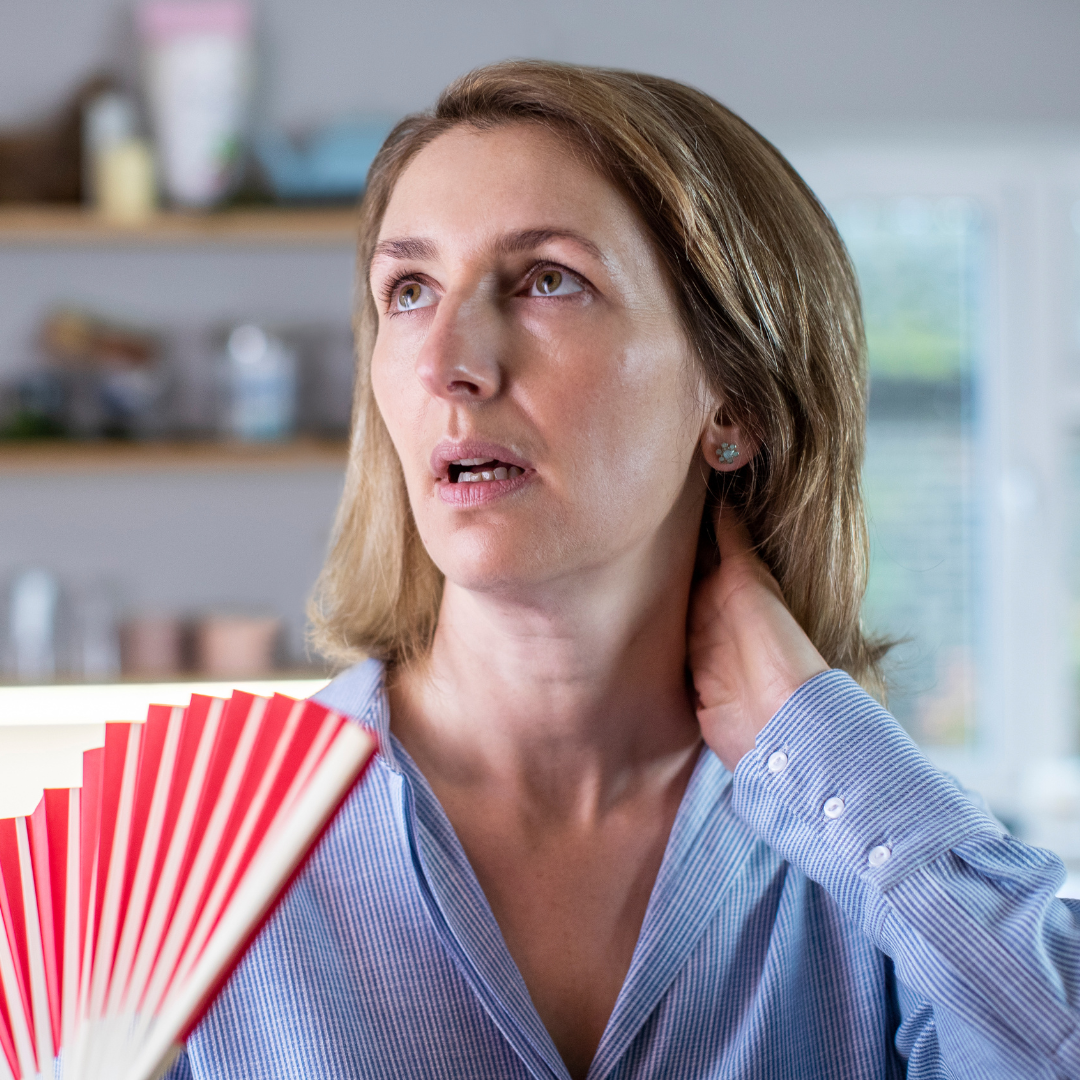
868, 845, 892, 868
823, 796, 845, 819
767, 751, 788, 774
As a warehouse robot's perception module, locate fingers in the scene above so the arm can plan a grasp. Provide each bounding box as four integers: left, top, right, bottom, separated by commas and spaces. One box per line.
710, 504, 791, 610
712, 503, 755, 562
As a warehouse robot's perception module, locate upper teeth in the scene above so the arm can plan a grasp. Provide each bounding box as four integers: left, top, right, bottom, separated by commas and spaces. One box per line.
454, 464, 523, 482
453, 458, 492, 466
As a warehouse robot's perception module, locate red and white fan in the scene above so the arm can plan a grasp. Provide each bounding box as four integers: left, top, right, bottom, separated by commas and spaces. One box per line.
0, 690, 377, 1080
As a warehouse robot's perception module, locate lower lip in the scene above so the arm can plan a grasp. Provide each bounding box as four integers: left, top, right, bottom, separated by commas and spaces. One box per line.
436, 471, 532, 506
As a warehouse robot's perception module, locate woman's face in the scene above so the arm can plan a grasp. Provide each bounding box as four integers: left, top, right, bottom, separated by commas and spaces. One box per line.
369, 122, 711, 596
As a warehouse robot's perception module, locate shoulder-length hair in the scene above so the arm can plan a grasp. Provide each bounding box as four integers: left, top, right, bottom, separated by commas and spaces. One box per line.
309, 59, 886, 694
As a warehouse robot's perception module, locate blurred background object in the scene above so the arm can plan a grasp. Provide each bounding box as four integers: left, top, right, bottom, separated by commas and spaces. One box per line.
83, 90, 140, 200
1, 0, 1080, 890
138, 0, 253, 207
829, 197, 982, 746
68, 579, 122, 680
119, 612, 184, 676
0, 74, 114, 204
194, 612, 281, 676
1020, 757, 1080, 864
4, 570, 123, 682
83, 89, 157, 221
0, 370, 67, 439
0, 308, 353, 442
41, 307, 165, 437
253, 118, 391, 203
3, 569, 61, 681
96, 137, 157, 222
217, 323, 296, 440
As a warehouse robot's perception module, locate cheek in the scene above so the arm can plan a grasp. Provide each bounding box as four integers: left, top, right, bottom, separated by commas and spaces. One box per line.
369, 348, 394, 429
546, 332, 698, 477
369, 345, 435, 514
370, 343, 415, 450
525, 330, 702, 539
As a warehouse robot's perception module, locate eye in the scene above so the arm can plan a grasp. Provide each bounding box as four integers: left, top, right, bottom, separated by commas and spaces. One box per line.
393, 280, 436, 312
529, 268, 583, 297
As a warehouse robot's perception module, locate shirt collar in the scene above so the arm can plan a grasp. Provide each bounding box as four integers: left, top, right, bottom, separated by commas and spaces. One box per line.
313, 656, 766, 1080
311, 657, 401, 773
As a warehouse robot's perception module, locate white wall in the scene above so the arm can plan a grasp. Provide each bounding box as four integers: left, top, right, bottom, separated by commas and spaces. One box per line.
3, 0, 1080, 133
0, 463, 345, 660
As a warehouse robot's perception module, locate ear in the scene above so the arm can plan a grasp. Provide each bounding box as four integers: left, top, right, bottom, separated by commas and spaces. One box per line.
701, 409, 758, 473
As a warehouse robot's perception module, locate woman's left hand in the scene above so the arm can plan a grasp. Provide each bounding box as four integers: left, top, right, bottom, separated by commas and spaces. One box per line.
688, 509, 829, 772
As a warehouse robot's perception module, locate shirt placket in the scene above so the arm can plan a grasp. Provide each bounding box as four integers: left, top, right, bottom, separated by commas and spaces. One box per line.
395, 743, 572, 1080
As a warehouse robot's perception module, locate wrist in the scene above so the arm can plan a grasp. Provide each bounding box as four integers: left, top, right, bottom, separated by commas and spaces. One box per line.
697, 663, 830, 772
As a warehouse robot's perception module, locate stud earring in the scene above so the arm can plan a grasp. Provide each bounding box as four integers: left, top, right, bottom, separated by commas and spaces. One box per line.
717, 442, 739, 466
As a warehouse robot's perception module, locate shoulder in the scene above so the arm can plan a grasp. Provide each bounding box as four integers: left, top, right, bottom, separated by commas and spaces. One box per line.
311, 657, 386, 723
302, 657, 414, 881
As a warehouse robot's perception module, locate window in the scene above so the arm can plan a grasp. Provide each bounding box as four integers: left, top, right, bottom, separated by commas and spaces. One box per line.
790, 138, 1079, 844
833, 197, 984, 748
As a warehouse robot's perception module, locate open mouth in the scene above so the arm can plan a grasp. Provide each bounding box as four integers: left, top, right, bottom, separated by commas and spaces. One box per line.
448, 457, 526, 483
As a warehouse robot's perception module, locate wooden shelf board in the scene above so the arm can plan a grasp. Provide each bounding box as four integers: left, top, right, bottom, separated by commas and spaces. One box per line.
0, 205, 359, 246
0, 437, 350, 473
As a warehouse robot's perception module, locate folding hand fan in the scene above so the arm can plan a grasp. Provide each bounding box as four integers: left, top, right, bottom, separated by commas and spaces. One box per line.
0, 690, 377, 1080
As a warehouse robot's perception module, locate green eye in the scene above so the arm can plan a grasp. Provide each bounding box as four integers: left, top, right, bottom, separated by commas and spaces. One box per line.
536, 270, 563, 295
398, 283, 423, 309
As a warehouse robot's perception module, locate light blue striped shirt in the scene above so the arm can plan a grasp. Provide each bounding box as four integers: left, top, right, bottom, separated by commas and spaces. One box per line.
166, 662, 1080, 1078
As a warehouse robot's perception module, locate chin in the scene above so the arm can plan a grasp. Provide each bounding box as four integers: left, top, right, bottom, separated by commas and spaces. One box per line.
425, 521, 564, 596
436, 548, 544, 595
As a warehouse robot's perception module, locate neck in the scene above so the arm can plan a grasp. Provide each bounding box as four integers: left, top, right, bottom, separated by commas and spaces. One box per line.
390, 507, 705, 814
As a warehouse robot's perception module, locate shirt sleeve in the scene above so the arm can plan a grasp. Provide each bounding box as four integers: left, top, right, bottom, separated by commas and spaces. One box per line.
731, 669, 1080, 1079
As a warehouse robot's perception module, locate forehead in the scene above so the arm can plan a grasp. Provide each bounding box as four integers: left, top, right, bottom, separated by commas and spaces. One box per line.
377, 122, 643, 248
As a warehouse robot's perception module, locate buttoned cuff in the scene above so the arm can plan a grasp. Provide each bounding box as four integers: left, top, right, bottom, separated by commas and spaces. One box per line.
731, 669, 1003, 935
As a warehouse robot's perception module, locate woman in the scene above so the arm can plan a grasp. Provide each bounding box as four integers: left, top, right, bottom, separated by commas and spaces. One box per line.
170, 61, 1079, 1079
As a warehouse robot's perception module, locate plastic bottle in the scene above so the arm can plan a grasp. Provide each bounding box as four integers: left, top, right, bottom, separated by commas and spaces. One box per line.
5, 570, 60, 682
97, 140, 157, 222
219, 324, 297, 441
82, 91, 138, 202
138, 1, 253, 208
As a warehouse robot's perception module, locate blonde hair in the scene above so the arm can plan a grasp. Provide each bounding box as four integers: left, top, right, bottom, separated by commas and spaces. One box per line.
309, 60, 886, 693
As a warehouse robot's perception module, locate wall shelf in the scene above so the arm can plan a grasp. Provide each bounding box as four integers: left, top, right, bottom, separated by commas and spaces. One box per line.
0, 437, 350, 473
0, 205, 359, 246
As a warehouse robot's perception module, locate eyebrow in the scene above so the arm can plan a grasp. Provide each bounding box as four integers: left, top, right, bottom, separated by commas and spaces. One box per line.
371, 236, 439, 262
494, 228, 604, 261
370, 228, 604, 266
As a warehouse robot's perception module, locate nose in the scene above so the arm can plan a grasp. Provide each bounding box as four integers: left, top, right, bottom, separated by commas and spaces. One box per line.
414, 289, 503, 402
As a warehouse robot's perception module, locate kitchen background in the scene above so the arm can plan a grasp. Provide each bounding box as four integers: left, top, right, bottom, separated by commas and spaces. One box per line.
1, 1, 1079, 882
